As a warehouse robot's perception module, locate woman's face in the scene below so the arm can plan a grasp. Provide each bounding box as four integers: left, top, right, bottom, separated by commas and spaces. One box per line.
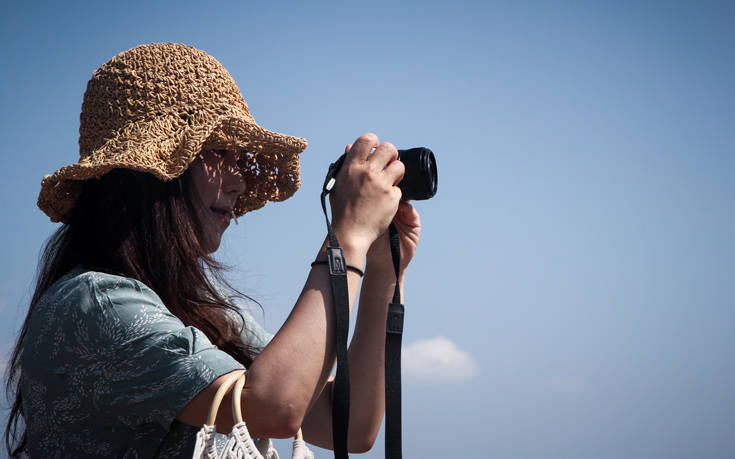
188, 149, 247, 253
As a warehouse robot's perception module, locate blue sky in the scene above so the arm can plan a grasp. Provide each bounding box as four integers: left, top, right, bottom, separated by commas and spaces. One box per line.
1, 1, 734, 458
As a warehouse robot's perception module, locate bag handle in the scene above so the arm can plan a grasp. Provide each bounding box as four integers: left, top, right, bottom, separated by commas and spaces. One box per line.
205, 369, 247, 427
232, 371, 246, 424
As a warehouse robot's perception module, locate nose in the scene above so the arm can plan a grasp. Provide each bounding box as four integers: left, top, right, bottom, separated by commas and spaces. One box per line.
223, 167, 246, 197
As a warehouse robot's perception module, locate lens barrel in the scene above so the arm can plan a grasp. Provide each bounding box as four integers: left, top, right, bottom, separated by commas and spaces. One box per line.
397, 147, 438, 201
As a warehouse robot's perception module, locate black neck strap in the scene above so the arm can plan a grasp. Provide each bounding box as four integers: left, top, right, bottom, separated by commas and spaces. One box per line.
384, 223, 404, 459
320, 162, 404, 459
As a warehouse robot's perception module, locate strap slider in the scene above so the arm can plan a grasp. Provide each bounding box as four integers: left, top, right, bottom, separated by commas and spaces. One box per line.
327, 246, 347, 276
322, 154, 347, 194
387, 303, 405, 334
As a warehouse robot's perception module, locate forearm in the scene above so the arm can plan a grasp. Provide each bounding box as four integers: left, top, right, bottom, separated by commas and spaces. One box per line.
244, 238, 366, 437
300, 264, 406, 452
346, 264, 406, 448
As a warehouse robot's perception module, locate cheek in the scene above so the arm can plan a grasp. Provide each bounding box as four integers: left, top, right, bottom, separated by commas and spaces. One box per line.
189, 160, 221, 204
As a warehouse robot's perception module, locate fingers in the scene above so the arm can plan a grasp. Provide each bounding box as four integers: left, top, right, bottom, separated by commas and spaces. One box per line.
368, 141, 397, 167
369, 141, 400, 177
367, 141, 404, 186
395, 201, 420, 226
345, 134, 404, 185
346, 133, 379, 162
397, 201, 413, 215
384, 155, 405, 186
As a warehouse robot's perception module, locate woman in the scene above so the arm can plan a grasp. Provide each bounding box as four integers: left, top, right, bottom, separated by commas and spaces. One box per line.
4, 43, 421, 457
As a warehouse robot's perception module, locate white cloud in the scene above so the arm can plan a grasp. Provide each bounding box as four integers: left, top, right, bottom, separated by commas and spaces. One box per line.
402, 336, 478, 383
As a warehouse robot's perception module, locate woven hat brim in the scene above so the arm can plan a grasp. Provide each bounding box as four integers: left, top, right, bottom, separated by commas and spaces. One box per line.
199, 115, 308, 216
38, 112, 307, 223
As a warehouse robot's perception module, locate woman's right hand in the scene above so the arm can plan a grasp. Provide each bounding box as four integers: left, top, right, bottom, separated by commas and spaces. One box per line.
329, 133, 405, 254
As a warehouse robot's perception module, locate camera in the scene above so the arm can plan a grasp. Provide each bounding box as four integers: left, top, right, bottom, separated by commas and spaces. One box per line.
328, 147, 438, 201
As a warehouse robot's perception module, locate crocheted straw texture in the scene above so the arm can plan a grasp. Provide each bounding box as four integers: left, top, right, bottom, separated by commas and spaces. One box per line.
38, 43, 308, 223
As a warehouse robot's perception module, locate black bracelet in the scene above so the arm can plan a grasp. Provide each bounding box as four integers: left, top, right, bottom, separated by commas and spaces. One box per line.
311, 260, 364, 277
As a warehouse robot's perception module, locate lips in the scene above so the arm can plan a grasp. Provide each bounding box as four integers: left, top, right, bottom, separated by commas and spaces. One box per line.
210, 206, 232, 225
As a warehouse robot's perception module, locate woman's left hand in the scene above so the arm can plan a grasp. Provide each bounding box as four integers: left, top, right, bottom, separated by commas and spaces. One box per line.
366, 200, 422, 275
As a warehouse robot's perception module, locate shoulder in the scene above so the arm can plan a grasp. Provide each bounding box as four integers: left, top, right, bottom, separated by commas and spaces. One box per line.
36, 266, 171, 322
46, 266, 160, 306
25, 267, 185, 360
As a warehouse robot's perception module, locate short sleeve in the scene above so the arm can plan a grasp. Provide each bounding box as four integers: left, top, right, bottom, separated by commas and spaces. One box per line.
239, 307, 274, 350
21, 269, 244, 456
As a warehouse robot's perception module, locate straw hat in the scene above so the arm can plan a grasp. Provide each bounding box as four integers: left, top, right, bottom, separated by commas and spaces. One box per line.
38, 43, 308, 223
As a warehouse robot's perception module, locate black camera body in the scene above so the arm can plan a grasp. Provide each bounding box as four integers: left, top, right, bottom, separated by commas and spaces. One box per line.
328, 147, 438, 201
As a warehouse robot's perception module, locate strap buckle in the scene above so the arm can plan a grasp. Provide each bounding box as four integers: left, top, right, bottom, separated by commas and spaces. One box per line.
327, 246, 347, 276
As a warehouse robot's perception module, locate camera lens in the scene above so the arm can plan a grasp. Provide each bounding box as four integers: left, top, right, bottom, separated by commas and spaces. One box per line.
397, 148, 438, 201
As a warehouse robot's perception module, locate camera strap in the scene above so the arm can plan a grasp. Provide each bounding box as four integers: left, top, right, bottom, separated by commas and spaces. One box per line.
321, 159, 404, 459
385, 223, 404, 459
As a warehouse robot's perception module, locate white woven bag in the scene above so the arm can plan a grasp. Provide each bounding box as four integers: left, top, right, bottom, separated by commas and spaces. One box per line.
192, 370, 314, 459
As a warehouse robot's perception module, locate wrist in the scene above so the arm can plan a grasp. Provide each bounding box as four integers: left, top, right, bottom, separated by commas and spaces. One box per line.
317, 236, 368, 271
365, 251, 392, 268
364, 261, 405, 282
331, 222, 377, 256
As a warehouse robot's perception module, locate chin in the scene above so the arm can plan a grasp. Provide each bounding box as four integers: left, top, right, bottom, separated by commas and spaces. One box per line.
200, 220, 225, 254
204, 237, 222, 254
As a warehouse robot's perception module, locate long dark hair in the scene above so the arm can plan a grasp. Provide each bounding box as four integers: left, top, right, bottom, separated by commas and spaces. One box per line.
4, 168, 259, 457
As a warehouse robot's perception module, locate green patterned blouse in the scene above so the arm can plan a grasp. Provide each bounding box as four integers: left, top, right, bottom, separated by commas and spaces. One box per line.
20, 266, 272, 458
